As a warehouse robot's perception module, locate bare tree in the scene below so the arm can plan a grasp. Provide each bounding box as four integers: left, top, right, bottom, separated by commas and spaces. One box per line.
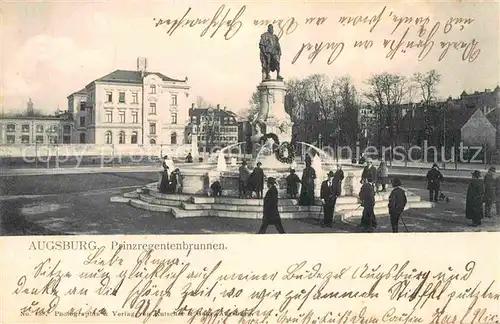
412, 70, 442, 145
335, 76, 360, 147
412, 70, 442, 108
364, 73, 409, 147
195, 96, 214, 108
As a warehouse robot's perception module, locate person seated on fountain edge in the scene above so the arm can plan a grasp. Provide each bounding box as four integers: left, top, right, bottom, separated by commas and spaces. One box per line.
248, 162, 265, 199
168, 168, 183, 194
286, 168, 301, 199
185, 152, 193, 163
211, 180, 223, 197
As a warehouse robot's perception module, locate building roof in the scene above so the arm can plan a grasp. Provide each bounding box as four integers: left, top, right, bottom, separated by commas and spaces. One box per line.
189, 107, 238, 121
486, 109, 499, 127
67, 87, 87, 99
92, 69, 186, 85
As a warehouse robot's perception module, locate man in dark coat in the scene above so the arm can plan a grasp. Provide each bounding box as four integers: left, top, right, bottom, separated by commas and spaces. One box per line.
257, 177, 285, 234
249, 162, 265, 199
388, 177, 407, 233
483, 167, 496, 218
426, 163, 444, 202
320, 171, 339, 228
286, 168, 301, 199
359, 178, 377, 231
185, 153, 193, 163
466, 170, 484, 226
238, 161, 250, 198
333, 164, 344, 197
361, 159, 377, 184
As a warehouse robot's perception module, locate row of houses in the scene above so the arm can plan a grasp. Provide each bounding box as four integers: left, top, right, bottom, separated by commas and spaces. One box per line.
0, 58, 240, 149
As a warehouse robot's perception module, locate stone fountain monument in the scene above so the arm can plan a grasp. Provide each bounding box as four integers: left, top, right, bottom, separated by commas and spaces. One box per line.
110, 23, 434, 220
251, 24, 293, 167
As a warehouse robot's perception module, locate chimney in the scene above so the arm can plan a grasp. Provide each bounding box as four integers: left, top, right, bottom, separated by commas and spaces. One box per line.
224, 106, 227, 111
191, 103, 195, 109
216, 104, 220, 110
485, 89, 491, 92
27, 98, 34, 117
137, 57, 148, 77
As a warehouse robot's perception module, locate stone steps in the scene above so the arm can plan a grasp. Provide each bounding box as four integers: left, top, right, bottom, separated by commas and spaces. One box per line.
114, 187, 434, 221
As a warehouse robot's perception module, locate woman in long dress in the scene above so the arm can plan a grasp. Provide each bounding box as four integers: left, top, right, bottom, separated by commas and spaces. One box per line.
159, 161, 170, 194
299, 158, 316, 206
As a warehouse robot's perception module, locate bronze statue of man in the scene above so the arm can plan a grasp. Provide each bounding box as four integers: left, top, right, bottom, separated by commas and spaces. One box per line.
259, 24, 282, 81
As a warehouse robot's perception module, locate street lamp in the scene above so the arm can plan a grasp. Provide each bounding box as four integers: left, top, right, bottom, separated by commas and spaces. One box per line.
318, 133, 323, 149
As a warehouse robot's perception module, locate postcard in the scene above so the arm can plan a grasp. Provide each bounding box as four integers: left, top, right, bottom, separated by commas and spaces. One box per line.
1, 0, 499, 323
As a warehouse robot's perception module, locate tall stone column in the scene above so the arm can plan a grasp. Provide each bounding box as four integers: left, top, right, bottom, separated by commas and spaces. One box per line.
254, 80, 293, 144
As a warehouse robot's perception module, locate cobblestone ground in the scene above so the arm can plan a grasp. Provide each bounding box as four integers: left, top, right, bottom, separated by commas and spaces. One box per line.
1, 172, 498, 235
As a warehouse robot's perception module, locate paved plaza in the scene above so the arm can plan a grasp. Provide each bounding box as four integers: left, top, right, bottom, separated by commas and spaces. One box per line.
1, 170, 498, 235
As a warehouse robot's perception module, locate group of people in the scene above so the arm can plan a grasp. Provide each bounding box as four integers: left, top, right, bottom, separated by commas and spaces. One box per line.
158, 156, 183, 194
238, 161, 265, 198
465, 166, 500, 227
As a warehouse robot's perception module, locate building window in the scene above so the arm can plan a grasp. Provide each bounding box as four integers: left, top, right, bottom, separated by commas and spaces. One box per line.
131, 132, 138, 144
171, 94, 177, 105
79, 133, 86, 143
119, 92, 126, 103
106, 91, 113, 103
119, 131, 125, 144
171, 132, 177, 145
132, 92, 138, 104
63, 125, 71, 134
119, 111, 125, 123
21, 124, 30, 133
150, 138, 156, 145
21, 135, 30, 143
171, 112, 177, 124
79, 117, 85, 127
149, 103, 156, 115
63, 136, 71, 144
80, 102, 86, 111
6, 135, 15, 143
48, 136, 58, 144
105, 131, 112, 144
36, 125, 44, 133
149, 123, 156, 135
150, 85, 156, 94
132, 112, 138, 123
105, 111, 113, 123
6, 124, 15, 132
35, 135, 44, 143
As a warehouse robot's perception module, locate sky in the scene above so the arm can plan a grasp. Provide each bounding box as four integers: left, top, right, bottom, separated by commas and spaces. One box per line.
1, 0, 499, 116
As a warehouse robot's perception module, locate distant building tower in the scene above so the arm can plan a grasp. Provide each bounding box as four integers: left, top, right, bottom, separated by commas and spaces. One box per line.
137, 57, 148, 77
27, 98, 34, 117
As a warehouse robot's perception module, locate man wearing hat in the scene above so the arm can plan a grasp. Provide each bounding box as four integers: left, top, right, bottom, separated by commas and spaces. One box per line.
249, 161, 265, 199
286, 168, 301, 199
359, 177, 377, 231
361, 159, 377, 185
257, 177, 285, 234
466, 170, 484, 226
388, 177, 407, 233
320, 171, 339, 227
238, 161, 250, 198
426, 163, 444, 202
483, 167, 496, 218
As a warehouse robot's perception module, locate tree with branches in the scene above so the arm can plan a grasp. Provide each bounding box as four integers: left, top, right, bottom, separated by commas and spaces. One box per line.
364, 73, 409, 148
195, 96, 214, 108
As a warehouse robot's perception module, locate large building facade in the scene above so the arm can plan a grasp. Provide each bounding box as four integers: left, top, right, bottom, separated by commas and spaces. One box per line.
0, 99, 74, 145
68, 58, 191, 145
188, 104, 239, 151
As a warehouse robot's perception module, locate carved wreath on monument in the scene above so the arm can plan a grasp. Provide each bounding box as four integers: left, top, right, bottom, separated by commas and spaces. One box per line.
259, 133, 295, 164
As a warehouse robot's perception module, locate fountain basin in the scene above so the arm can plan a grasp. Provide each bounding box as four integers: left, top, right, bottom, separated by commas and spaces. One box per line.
172, 164, 364, 198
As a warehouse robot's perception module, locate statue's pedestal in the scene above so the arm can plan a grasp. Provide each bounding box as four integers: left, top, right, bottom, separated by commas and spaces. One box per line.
253, 80, 293, 144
